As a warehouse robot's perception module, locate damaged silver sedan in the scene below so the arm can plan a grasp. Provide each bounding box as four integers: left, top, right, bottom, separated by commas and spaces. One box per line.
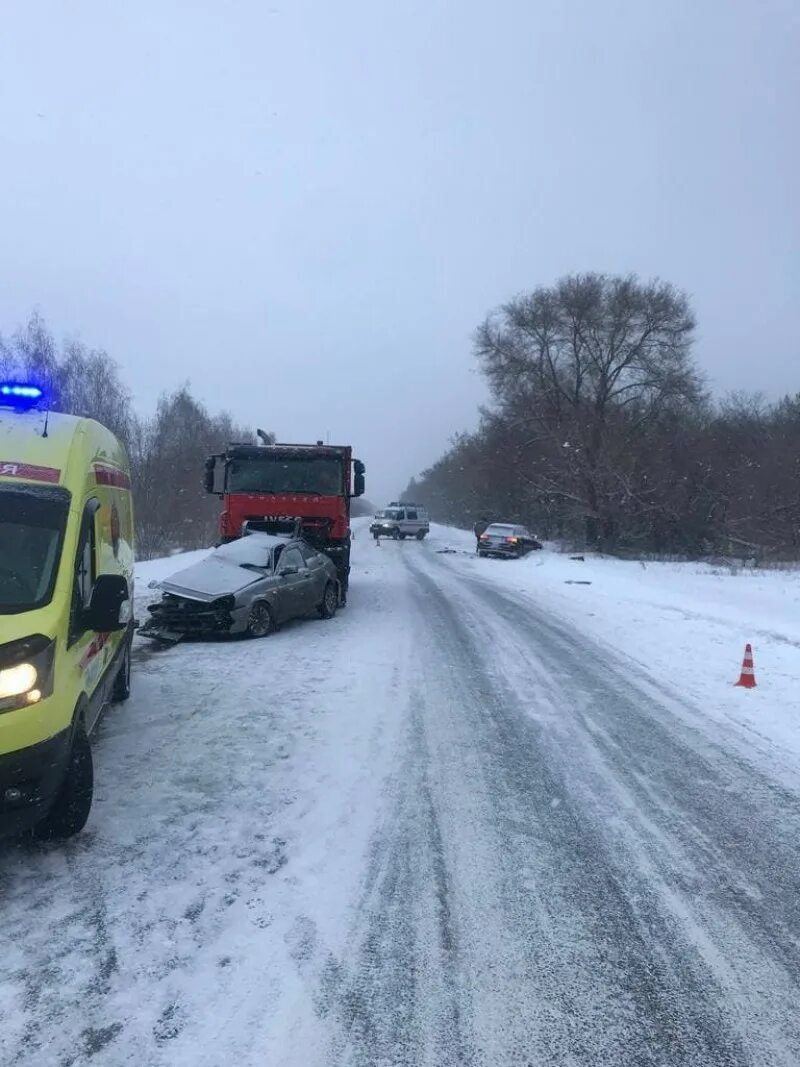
139, 532, 341, 643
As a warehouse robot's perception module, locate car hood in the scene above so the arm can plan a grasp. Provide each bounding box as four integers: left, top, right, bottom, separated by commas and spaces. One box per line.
158, 557, 267, 603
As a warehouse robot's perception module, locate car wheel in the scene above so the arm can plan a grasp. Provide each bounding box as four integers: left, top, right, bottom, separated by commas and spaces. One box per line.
111, 640, 131, 702
373, 532, 380, 541
391, 528, 400, 540
478, 551, 487, 558
32, 721, 94, 840
416, 530, 426, 541
247, 601, 274, 638
319, 582, 338, 620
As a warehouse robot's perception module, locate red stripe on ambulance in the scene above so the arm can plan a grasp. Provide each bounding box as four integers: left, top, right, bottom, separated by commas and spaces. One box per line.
79, 632, 111, 671
0, 460, 61, 483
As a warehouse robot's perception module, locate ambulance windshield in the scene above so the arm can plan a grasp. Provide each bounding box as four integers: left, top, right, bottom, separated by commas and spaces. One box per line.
0, 486, 70, 613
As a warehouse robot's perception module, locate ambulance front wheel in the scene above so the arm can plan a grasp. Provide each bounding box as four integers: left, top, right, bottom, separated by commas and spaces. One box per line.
31, 721, 94, 841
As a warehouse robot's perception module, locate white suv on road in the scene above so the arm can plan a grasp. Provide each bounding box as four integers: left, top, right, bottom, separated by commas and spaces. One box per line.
370, 503, 430, 541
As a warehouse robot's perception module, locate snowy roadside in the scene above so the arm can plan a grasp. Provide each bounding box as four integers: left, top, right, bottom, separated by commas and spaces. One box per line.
426, 524, 800, 776
2, 529, 415, 1067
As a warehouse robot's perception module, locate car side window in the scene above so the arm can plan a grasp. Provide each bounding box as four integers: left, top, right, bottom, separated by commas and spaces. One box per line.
70, 499, 99, 644
406, 509, 418, 520
279, 547, 305, 572
298, 543, 319, 564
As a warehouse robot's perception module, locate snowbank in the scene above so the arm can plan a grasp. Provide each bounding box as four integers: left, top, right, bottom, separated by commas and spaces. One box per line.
426, 524, 800, 773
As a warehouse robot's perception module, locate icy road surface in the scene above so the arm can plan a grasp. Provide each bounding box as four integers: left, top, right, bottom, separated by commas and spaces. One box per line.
2, 529, 800, 1066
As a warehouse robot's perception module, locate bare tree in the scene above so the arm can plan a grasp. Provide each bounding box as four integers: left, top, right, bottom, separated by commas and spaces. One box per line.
474, 273, 702, 548
130, 385, 256, 557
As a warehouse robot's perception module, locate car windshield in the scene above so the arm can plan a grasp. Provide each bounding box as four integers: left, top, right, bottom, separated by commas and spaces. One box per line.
213, 536, 274, 569
380, 509, 402, 519
486, 524, 515, 535
0, 485, 70, 613
227, 456, 344, 495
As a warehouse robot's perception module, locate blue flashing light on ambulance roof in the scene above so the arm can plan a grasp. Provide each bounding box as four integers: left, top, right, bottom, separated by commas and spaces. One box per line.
0, 383, 45, 409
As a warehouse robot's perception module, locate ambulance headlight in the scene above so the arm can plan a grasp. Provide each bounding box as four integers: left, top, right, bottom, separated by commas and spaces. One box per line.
0, 636, 55, 712
0, 663, 37, 698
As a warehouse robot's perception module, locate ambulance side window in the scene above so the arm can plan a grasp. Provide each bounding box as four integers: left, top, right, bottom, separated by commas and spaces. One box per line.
70, 500, 99, 643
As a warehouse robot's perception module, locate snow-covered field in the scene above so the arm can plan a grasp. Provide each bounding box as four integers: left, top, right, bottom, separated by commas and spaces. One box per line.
2, 521, 800, 1066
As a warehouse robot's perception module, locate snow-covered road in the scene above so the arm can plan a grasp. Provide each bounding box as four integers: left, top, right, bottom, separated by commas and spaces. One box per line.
3, 527, 800, 1066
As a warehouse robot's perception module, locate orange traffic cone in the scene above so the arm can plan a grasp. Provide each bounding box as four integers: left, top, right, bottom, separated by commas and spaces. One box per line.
735, 644, 757, 688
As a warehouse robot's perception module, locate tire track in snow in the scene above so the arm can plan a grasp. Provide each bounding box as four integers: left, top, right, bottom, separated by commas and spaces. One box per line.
321, 688, 472, 1067
404, 545, 800, 1065
452, 569, 800, 989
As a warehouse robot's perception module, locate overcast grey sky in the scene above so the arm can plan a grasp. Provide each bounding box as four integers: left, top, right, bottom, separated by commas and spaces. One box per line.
0, 1, 797, 500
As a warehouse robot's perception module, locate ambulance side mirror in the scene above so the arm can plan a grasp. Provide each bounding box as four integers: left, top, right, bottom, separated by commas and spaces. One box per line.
87, 575, 130, 633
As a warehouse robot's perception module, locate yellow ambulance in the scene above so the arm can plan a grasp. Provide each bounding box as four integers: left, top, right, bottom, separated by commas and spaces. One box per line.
0, 384, 134, 839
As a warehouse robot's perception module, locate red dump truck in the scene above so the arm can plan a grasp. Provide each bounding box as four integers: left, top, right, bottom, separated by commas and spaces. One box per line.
204, 438, 365, 604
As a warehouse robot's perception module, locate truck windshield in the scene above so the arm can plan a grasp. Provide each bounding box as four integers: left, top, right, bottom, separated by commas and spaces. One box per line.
0, 485, 71, 614
227, 456, 344, 495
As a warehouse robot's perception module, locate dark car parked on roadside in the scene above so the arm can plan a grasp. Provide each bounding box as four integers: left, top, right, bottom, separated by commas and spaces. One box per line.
477, 523, 543, 559
140, 532, 341, 643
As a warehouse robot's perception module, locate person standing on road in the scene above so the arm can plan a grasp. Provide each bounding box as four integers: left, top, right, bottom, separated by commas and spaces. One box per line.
473, 516, 489, 549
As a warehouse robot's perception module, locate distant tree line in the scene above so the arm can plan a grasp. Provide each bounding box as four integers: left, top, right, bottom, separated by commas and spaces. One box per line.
405, 274, 800, 560
0, 311, 255, 558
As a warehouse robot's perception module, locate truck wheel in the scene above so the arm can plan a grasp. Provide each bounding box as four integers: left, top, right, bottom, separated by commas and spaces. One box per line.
416, 530, 426, 541
111, 640, 131, 702
319, 582, 338, 619
32, 722, 93, 841
247, 602, 274, 638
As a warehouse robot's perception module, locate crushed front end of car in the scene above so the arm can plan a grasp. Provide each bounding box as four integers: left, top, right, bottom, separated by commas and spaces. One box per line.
139, 593, 238, 643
